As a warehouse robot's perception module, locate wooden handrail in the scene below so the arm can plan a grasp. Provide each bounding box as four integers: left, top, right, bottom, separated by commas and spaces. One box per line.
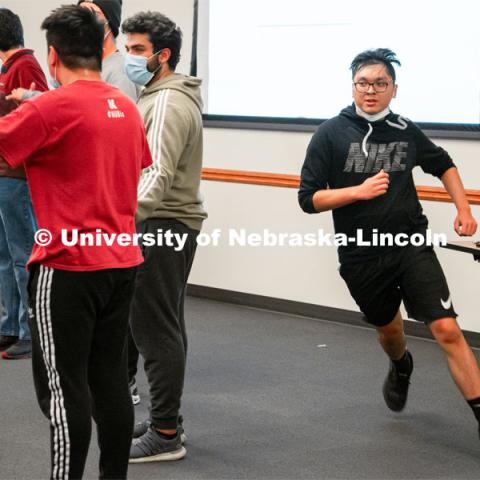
201, 167, 480, 205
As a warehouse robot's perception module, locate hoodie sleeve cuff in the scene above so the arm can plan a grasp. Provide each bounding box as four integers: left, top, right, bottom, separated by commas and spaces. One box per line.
299, 194, 317, 214
436, 163, 456, 179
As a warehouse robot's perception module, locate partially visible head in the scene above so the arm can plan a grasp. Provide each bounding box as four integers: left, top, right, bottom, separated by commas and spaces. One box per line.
78, 0, 122, 38
122, 11, 182, 71
350, 48, 400, 114
0, 8, 24, 53
41, 5, 104, 76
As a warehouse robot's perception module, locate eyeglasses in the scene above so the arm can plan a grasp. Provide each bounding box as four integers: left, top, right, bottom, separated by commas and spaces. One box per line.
353, 81, 390, 93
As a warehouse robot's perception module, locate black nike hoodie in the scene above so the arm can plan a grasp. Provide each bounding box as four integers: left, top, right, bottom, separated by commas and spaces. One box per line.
298, 104, 455, 264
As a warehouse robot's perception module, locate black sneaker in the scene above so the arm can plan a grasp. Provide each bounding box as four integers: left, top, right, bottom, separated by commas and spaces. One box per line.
2, 339, 31, 360
129, 427, 186, 463
382, 351, 413, 412
0, 335, 18, 352
134, 417, 187, 444
129, 379, 140, 405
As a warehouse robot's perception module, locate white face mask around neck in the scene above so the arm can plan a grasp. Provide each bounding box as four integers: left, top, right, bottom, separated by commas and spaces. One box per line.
355, 104, 390, 122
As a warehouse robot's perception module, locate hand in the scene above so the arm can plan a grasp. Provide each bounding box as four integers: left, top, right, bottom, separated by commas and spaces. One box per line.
6, 82, 36, 104
454, 209, 477, 236
355, 169, 390, 201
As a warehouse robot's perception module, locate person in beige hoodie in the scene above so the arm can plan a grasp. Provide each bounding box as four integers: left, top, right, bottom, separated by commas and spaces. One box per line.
121, 11, 207, 463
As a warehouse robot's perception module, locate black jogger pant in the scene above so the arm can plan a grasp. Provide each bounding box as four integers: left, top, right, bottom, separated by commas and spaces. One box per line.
129, 218, 198, 430
127, 324, 139, 382
28, 264, 137, 480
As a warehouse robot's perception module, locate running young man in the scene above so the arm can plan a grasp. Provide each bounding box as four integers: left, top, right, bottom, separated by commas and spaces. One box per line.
298, 48, 480, 437
0, 6, 151, 479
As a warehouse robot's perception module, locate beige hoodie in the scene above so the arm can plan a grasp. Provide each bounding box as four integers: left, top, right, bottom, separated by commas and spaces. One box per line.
136, 73, 207, 230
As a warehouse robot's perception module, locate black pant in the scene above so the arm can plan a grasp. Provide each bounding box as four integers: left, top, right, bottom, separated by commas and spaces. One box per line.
28, 265, 136, 480
127, 325, 139, 382
129, 218, 198, 430
339, 244, 456, 326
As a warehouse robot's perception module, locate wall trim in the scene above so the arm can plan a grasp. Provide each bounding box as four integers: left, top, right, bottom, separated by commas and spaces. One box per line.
187, 284, 480, 348
201, 168, 480, 205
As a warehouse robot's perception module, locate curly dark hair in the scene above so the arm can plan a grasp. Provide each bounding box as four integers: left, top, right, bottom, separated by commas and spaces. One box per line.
350, 48, 401, 82
41, 5, 104, 71
122, 11, 182, 70
0, 8, 24, 52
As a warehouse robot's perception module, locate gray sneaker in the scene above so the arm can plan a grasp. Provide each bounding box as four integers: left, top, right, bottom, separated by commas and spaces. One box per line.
133, 417, 187, 444
2, 339, 31, 360
129, 427, 186, 463
133, 419, 150, 439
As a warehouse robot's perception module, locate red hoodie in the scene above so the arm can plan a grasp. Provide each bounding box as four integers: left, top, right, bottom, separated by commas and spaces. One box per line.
0, 49, 48, 178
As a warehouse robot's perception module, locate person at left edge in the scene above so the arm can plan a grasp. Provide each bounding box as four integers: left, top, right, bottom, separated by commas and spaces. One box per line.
0, 5, 152, 480
0, 8, 48, 359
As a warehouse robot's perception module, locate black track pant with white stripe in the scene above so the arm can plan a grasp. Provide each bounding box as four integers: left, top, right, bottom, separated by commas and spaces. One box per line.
28, 265, 137, 480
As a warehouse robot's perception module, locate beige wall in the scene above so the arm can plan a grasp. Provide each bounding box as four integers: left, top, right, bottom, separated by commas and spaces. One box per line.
191, 129, 480, 333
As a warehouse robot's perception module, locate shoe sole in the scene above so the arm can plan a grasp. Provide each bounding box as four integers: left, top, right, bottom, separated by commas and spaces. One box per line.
129, 446, 187, 464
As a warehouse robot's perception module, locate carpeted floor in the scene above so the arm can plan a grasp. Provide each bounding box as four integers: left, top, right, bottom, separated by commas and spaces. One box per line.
1, 296, 479, 479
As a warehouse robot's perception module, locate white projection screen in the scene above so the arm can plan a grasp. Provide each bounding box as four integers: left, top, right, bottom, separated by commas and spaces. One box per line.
196, 0, 480, 135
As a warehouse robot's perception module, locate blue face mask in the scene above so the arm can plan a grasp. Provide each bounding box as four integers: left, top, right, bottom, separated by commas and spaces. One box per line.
124, 52, 161, 86
49, 65, 60, 89
49, 77, 60, 89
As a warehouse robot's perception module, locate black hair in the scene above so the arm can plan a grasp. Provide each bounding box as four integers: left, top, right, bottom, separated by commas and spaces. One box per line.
0, 8, 24, 52
41, 5, 104, 71
350, 48, 401, 83
122, 11, 182, 70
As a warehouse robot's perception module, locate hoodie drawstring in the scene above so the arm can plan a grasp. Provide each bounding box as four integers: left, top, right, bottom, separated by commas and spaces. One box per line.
361, 115, 409, 157
362, 123, 373, 157
386, 115, 408, 130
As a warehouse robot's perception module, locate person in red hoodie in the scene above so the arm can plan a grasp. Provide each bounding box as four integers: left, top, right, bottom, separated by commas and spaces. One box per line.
0, 8, 48, 359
